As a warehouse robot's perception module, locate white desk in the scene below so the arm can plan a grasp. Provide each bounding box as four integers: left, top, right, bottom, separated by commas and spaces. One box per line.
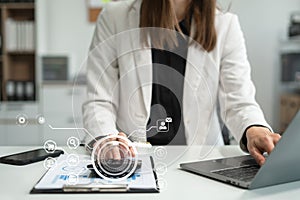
0, 146, 300, 200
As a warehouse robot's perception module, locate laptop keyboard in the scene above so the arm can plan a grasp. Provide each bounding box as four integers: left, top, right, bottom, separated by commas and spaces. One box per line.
212, 165, 260, 182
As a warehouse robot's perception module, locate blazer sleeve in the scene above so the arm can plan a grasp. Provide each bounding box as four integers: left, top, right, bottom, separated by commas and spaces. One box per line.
82, 5, 120, 148
218, 14, 273, 150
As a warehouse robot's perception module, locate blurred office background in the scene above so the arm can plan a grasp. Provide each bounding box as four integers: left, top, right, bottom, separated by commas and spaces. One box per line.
0, 0, 300, 146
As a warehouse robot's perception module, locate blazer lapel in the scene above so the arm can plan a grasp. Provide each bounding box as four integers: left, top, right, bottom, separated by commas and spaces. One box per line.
128, 0, 152, 117
183, 17, 211, 130
184, 18, 207, 100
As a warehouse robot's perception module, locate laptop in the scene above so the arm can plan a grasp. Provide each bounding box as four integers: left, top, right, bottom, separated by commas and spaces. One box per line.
180, 111, 300, 189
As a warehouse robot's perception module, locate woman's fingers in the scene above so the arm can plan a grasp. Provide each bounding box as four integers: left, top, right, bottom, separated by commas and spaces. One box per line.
111, 145, 121, 160
118, 132, 127, 137
272, 133, 281, 145
96, 132, 135, 160
129, 146, 136, 157
107, 149, 113, 160
117, 132, 136, 157
246, 126, 282, 166
248, 145, 265, 166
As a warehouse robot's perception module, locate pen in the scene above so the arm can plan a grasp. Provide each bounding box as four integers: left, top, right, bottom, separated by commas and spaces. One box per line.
131, 142, 152, 149
110, 141, 152, 149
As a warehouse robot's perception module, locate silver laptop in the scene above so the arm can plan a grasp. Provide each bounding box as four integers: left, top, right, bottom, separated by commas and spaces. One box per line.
180, 111, 300, 189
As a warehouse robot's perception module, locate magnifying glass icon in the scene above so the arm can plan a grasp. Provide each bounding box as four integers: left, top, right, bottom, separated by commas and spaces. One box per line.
67, 137, 79, 149
70, 139, 77, 147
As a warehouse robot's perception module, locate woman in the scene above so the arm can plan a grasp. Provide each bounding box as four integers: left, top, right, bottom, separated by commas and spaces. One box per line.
83, 0, 281, 165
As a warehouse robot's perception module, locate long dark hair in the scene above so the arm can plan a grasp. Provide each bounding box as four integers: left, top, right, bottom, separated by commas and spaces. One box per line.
140, 0, 217, 52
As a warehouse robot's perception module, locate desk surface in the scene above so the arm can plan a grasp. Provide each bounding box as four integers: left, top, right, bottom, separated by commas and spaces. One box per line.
0, 145, 299, 200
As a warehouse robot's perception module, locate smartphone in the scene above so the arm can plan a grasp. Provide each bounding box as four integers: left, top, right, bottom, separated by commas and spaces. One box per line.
0, 148, 64, 166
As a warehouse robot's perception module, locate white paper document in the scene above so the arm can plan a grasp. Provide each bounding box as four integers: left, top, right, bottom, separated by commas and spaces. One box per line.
34, 154, 157, 190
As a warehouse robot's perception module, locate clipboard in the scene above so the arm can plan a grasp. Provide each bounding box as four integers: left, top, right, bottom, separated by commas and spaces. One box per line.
30, 155, 159, 194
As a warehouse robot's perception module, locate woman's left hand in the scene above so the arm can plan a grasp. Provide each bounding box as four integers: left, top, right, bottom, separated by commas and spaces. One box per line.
246, 126, 281, 166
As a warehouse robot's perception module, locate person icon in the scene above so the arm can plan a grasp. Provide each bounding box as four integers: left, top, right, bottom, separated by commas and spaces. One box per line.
158, 121, 167, 131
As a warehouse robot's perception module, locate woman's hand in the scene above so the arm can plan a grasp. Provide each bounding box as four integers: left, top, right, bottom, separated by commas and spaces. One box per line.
93, 132, 136, 160
246, 126, 281, 166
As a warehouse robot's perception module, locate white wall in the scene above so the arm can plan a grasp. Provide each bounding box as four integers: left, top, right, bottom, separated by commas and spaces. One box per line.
36, 0, 95, 78
219, 0, 300, 131
37, 0, 300, 131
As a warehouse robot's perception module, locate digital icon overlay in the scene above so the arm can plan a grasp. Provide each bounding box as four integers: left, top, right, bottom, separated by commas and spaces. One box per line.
67, 154, 80, 167
154, 146, 167, 160
147, 117, 173, 133
67, 173, 79, 185
91, 135, 138, 182
43, 157, 56, 169
67, 136, 80, 149
155, 162, 168, 176
36, 115, 46, 125
44, 140, 57, 153
16, 114, 28, 126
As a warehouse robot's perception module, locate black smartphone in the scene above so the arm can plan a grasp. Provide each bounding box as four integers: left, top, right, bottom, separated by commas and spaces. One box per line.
0, 148, 64, 166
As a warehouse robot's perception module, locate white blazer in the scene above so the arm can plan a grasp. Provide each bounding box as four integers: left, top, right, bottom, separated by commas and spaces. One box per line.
82, 0, 271, 147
